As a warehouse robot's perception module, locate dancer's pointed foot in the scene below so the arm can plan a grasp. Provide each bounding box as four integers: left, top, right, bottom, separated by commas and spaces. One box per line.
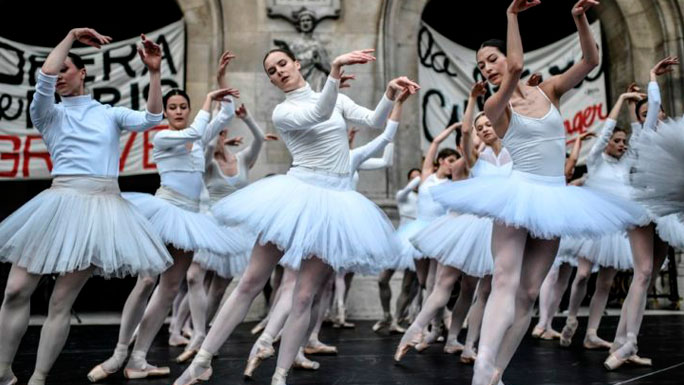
293, 349, 320, 371
251, 317, 268, 335
583, 333, 612, 350
177, 333, 206, 363
169, 332, 190, 347
393, 325, 423, 362
604, 340, 637, 371
626, 355, 652, 367
87, 343, 128, 382
173, 350, 213, 385
443, 339, 464, 354
182, 324, 193, 339
304, 340, 338, 355
388, 320, 406, 334
372, 315, 392, 332
271, 368, 288, 385
460, 346, 477, 364
124, 352, 170, 379
416, 323, 442, 352
560, 317, 578, 347
539, 328, 561, 340
0, 370, 17, 385
243, 340, 276, 379
531, 325, 545, 339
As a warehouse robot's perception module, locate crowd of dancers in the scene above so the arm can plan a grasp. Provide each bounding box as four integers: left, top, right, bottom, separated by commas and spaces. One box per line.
0, 0, 683, 384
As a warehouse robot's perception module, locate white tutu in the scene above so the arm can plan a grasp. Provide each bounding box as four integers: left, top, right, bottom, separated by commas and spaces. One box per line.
411, 213, 493, 278
430, 170, 649, 239
0, 176, 172, 278
193, 218, 255, 279
212, 167, 400, 274
123, 186, 244, 255
390, 221, 418, 271
632, 118, 684, 218
396, 219, 428, 261
554, 237, 583, 267
579, 232, 633, 270
655, 214, 684, 250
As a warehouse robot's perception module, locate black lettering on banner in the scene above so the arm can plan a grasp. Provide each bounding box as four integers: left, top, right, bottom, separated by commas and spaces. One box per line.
94, 87, 121, 106
422, 90, 443, 142
418, 27, 458, 78
0, 41, 25, 85
28, 55, 46, 86
141, 34, 177, 76
0, 94, 24, 120
26, 90, 35, 128
103, 45, 138, 80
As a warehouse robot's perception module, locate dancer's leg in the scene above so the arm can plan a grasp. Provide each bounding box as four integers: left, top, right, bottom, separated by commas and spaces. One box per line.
560, 257, 592, 346
185, 263, 209, 351
306, 274, 337, 353
445, 274, 478, 352
29, 267, 93, 385
471, 225, 528, 385
462, 276, 492, 362
206, 275, 232, 325
0, 266, 43, 382
535, 263, 571, 338
334, 272, 346, 324
374, 269, 394, 331
272, 257, 333, 384
584, 267, 617, 349
126, 249, 193, 373
396, 270, 417, 321
608, 225, 654, 363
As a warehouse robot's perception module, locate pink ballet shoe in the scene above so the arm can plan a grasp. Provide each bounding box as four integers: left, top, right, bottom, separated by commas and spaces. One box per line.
460, 350, 477, 365
372, 316, 392, 332
583, 335, 612, 350
559, 318, 578, 347
176, 348, 198, 363
626, 355, 652, 367
388, 321, 406, 334
243, 345, 276, 379
251, 318, 268, 335
604, 341, 637, 371
173, 365, 212, 385
124, 364, 170, 379
293, 357, 320, 370
169, 333, 190, 347
443, 340, 465, 354
540, 329, 561, 340
87, 364, 116, 382
393, 328, 423, 362
304, 342, 338, 355
531, 326, 545, 339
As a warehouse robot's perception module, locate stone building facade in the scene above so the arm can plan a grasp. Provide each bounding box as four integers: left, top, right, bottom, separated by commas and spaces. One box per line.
175, 0, 684, 318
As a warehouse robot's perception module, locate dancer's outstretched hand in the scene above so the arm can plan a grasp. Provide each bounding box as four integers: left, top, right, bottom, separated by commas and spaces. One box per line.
224, 136, 244, 146
235, 104, 248, 119
71, 28, 112, 49
572, 0, 599, 17
470, 81, 487, 99
651, 56, 680, 77
507, 0, 541, 15
138, 34, 162, 72
526, 73, 543, 87
621, 91, 646, 102
339, 70, 356, 89
217, 51, 236, 88
386, 76, 420, 101
208, 88, 240, 102
332, 49, 376, 68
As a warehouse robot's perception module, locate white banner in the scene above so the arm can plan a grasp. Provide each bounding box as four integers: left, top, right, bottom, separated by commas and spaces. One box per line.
0, 19, 185, 180
418, 21, 607, 163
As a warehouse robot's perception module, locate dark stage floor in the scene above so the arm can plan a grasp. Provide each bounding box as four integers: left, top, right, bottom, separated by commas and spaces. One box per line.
13, 315, 684, 385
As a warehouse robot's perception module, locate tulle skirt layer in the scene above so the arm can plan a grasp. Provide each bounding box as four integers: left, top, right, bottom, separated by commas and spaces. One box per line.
212, 167, 400, 274
655, 214, 684, 250
579, 232, 633, 270
0, 176, 172, 278
396, 219, 430, 261
411, 213, 493, 278
123, 186, 244, 255
430, 170, 649, 239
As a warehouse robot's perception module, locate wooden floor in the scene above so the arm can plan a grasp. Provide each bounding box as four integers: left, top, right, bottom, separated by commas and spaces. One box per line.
12, 315, 684, 384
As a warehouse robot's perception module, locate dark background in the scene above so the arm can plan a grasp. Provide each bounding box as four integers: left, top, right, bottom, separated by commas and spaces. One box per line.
0, 0, 595, 313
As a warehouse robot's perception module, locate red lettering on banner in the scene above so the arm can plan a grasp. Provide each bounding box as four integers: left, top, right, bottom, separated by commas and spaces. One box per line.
0, 135, 21, 177
143, 125, 165, 169
23, 135, 52, 176
563, 103, 606, 136
119, 132, 138, 172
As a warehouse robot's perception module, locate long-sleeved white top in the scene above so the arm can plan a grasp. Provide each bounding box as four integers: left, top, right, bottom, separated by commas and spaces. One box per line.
396, 176, 420, 223
584, 119, 637, 200
204, 116, 265, 203
349, 119, 397, 189
29, 70, 163, 177
153, 101, 235, 200
417, 174, 448, 220
272, 76, 394, 174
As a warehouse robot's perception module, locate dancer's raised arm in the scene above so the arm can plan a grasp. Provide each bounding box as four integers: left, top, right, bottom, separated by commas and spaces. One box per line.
41, 28, 111, 75
462, 82, 487, 168
541, 0, 600, 101
422, 123, 461, 181
235, 104, 266, 168
481, 0, 538, 133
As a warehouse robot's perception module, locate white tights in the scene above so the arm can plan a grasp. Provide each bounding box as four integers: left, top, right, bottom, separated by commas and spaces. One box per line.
536, 263, 572, 331
472, 224, 558, 385
185, 263, 233, 350
0, 265, 93, 385
463, 276, 492, 353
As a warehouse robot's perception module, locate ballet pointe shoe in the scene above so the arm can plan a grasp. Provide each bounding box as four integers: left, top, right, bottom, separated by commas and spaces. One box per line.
388, 319, 406, 334
540, 328, 561, 340
560, 317, 578, 347
304, 341, 338, 355
604, 340, 637, 371
177, 334, 206, 363
293, 353, 320, 371
372, 314, 391, 332
531, 325, 545, 339
251, 317, 268, 335
124, 365, 170, 379
176, 349, 198, 363
393, 327, 423, 362
173, 365, 212, 385
87, 365, 116, 383
626, 355, 652, 367
460, 347, 477, 364
583, 333, 612, 350
443, 339, 465, 354
169, 333, 190, 347
243, 345, 276, 379
271, 368, 288, 385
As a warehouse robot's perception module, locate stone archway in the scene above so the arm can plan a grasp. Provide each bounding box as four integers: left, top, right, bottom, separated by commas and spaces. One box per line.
175, 0, 225, 106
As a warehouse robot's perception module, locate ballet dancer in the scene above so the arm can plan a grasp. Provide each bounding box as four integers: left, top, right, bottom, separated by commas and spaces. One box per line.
0, 29, 173, 385
430, 1, 648, 383
173, 47, 418, 385
87, 81, 243, 380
